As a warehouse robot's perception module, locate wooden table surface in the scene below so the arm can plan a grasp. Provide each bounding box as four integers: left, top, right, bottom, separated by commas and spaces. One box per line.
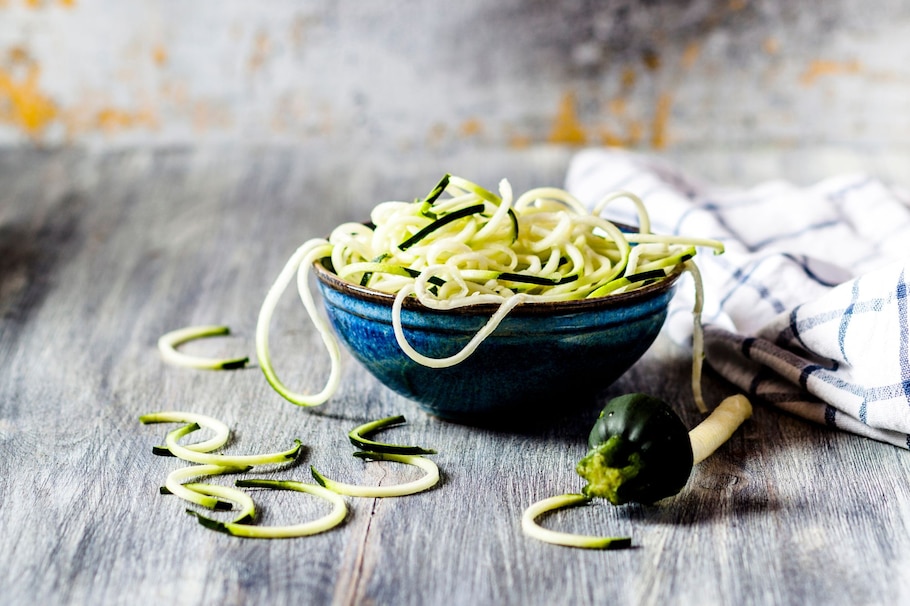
2, 147, 909, 606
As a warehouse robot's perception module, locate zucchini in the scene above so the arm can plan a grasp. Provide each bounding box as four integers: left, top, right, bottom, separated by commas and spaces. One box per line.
576, 393, 752, 505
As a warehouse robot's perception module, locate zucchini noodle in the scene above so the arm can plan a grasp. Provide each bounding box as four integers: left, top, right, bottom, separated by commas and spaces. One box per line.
310, 451, 440, 498
139, 411, 231, 456
190, 480, 348, 539
157, 325, 249, 370
163, 463, 252, 512
521, 493, 632, 550
256, 175, 723, 410
183, 482, 257, 524
164, 423, 303, 467
347, 415, 437, 455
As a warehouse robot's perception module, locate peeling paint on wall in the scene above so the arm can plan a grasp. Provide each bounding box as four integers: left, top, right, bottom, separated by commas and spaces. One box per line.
650, 93, 673, 150
248, 31, 272, 74
459, 118, 483, 138
548, 92, 587, 146
152, 45, 168, 67
0, 0, 908, 152
0, 50, 57, 138
1, 0, 76, 8
800, 59, 863, 86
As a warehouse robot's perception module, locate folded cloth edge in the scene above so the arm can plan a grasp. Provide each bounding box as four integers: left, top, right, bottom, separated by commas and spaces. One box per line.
704, 324, 910, 449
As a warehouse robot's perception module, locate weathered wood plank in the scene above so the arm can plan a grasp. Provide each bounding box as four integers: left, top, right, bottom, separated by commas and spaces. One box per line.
1, 148, 909, 606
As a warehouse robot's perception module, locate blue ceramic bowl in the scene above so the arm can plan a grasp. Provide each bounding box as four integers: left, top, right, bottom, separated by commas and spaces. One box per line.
314, 260, 681, 424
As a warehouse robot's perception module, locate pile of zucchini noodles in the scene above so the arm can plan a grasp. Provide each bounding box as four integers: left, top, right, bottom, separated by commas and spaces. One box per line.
256, 175, 723, 412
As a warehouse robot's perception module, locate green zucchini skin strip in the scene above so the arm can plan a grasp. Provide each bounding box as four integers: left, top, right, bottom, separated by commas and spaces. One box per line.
347, 415, 437, 455
310, 451, 440, 498
398, 203, 486, 251
521, 493, 632, 550
189, 480, 347, 538
164, 423, 304, 467
157, 325, 249, 370
507, 208, 519, 243
422, 173, 451, 206
497, 272, 578, 287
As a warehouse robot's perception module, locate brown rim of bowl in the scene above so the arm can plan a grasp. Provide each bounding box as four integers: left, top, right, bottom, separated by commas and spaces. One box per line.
312, 258, 683, 316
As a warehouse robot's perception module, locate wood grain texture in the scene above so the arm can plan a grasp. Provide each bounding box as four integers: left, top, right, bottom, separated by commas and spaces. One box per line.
1, 148, 909, 606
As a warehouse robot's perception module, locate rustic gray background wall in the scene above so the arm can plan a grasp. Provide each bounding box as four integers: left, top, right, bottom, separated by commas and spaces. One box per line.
1, 0, 908, 182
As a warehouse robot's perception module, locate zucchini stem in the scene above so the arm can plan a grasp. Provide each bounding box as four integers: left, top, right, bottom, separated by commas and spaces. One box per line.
689, 394, 753, 465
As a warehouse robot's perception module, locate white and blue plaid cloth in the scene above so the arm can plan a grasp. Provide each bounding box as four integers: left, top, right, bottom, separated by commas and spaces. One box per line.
566, 148, 910, 448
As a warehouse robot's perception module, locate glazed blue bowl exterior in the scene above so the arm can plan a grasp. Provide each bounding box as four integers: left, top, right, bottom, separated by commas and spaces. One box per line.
314, 261, 680, 424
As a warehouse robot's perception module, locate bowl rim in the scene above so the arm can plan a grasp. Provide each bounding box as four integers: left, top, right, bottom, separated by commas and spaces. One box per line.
312, 257, 683, 316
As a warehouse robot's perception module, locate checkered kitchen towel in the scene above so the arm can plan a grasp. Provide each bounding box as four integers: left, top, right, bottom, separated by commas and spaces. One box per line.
566, 148, 910, 448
